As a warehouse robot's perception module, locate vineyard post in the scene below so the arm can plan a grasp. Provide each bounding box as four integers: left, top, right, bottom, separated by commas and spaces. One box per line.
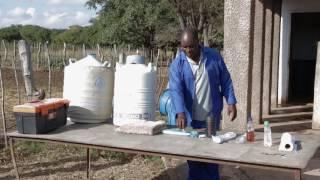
44, 42, 51, 98
0, 54, 8, 148
13, 41, 21, 104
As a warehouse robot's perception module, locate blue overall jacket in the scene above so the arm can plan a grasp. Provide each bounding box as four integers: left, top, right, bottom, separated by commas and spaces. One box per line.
169, 46, 237, 128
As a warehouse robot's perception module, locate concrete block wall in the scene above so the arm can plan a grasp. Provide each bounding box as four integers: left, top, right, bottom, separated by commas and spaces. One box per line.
223, 0, 282, 131
223, 0, 254, 131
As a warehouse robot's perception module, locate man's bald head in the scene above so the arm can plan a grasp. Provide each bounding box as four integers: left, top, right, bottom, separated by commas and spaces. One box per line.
180, 28, 200, 62
181, 28, 199, 42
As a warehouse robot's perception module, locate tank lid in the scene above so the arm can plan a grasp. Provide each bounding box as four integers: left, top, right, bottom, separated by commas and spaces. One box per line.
126, 55, 145, 64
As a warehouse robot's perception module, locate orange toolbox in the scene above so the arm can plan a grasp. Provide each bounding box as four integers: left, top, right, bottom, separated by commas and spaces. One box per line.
13, 98, 70, 134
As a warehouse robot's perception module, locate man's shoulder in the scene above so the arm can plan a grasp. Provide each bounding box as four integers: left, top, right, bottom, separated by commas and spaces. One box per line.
170, 52, 185, 67
203, 47, 220, 57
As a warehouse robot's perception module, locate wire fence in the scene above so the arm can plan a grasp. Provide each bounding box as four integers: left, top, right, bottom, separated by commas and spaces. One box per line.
0, 40, 175, 148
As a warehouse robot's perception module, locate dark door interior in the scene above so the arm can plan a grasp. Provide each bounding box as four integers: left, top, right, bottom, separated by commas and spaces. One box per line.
289, 13, 320, 104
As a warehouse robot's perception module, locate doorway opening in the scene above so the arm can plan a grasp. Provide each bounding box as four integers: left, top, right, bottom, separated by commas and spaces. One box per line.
288, 12, 320, 104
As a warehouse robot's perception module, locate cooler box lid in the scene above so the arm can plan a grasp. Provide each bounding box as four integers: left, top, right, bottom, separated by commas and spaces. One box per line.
13, 98, 70, 116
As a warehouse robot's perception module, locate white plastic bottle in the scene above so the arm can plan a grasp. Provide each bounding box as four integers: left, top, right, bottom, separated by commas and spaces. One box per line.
264, 121, 272, 147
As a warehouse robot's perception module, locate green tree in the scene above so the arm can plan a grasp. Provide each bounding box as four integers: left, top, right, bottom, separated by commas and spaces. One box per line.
79, 26, 99, 45
20, 25, 51, 43
53, 25, 83, 44
50, 29, 64, 43
52, 25, 99, 45
168, 0, 224, 47
0, 25, 22, 41
86, 0, 179, 48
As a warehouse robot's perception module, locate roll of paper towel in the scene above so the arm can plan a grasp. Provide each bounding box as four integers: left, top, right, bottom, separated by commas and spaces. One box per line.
212, 132, 237, 144
279, 132, 296, 152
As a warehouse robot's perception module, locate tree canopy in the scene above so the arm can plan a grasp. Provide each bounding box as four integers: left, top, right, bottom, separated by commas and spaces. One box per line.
19, 25, 51, 43
0, 0, 224, 49
0, 25, 22, 41
86, 0, 180, 48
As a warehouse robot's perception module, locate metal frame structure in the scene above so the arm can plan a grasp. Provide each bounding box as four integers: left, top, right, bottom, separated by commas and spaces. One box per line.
8, 136, 303, 180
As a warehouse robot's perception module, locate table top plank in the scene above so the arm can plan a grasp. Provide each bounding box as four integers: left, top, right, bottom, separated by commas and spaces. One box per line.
7, 122, 320, 169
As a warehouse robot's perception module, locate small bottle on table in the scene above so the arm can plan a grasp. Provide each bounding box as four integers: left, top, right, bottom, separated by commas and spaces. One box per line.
206, 115, 216, 137
263, 120, 272, 147
246, 114, 255, 142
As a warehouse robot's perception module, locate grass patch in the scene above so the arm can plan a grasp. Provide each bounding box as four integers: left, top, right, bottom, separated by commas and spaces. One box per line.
16, 141, 46, 155
92, 149, 134, 163
143, 155, 162, 164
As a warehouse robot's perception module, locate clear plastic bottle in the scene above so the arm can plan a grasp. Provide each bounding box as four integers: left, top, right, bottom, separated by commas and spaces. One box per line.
264, 121, 272, 147
246, 114, 255, 142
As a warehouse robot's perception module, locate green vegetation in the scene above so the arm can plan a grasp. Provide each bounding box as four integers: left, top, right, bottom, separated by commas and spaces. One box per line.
0, 25, 22, 41
96, 150, 134, 163
20, 25, 51, 43
87, 0, 179, 48
143, 155, 163, 164
0, 0, 224, 49
16, 141, 46, 155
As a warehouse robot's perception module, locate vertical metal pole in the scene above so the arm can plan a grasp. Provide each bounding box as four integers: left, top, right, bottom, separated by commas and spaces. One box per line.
9, 138, 20, 180
86, 148, 91, 179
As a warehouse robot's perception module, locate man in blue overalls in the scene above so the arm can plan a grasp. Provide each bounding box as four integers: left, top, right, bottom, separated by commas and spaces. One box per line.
169, 28, 237, 180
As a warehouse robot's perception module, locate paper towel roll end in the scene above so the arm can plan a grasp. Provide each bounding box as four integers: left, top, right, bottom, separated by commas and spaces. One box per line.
279, 132, 296, 152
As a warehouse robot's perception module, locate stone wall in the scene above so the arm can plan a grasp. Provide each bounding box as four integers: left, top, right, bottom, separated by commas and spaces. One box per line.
222, 0, 254, 131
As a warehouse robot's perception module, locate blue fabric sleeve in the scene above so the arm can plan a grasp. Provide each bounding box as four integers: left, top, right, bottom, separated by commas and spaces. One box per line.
217, 54, 237, 105
169, 61, 185, 114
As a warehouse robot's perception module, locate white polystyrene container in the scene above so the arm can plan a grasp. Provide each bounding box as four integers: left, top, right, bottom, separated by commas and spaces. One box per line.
63, 54, 114, 123
113, 58, 156, 126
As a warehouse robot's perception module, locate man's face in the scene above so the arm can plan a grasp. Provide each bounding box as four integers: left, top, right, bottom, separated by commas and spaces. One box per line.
180, 33, 200, 61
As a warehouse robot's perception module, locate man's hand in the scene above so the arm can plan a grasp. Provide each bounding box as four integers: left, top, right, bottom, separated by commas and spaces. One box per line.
176, 112, 186, 129
227, 104, 237, 121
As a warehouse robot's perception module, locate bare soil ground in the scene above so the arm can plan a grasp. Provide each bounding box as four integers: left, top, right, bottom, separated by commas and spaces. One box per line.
1, 68, 320, 180
0, 68, 170, 180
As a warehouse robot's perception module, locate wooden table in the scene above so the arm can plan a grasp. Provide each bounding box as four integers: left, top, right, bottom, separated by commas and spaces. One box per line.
7, 122, 320, 180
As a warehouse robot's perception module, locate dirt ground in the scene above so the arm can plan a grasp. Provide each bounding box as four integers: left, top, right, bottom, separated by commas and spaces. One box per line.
1, 68, 320, 180
0, 68, 170, 180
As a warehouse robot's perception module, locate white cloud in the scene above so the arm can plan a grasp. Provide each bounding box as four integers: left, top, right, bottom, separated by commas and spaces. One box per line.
41, 10, 92, 28
48, 0, 87, 5
75, 11, 86, 20
0, 6, 94, 29
7, 7, 29, 18
26, 8, 36, 17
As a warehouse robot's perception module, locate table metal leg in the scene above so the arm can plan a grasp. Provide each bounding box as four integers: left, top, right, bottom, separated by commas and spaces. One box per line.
9, 138, 20, 180
86, 148, 91, 179
294, 169, 301, 180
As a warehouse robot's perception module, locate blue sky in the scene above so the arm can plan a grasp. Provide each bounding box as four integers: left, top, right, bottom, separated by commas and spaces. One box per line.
0, 0, 99, 29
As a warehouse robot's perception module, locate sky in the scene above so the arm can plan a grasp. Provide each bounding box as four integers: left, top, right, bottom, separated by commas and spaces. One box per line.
0, 0, 99, 29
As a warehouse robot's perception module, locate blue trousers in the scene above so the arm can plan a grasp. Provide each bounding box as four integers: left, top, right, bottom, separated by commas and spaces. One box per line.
187, 120, 220, 180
